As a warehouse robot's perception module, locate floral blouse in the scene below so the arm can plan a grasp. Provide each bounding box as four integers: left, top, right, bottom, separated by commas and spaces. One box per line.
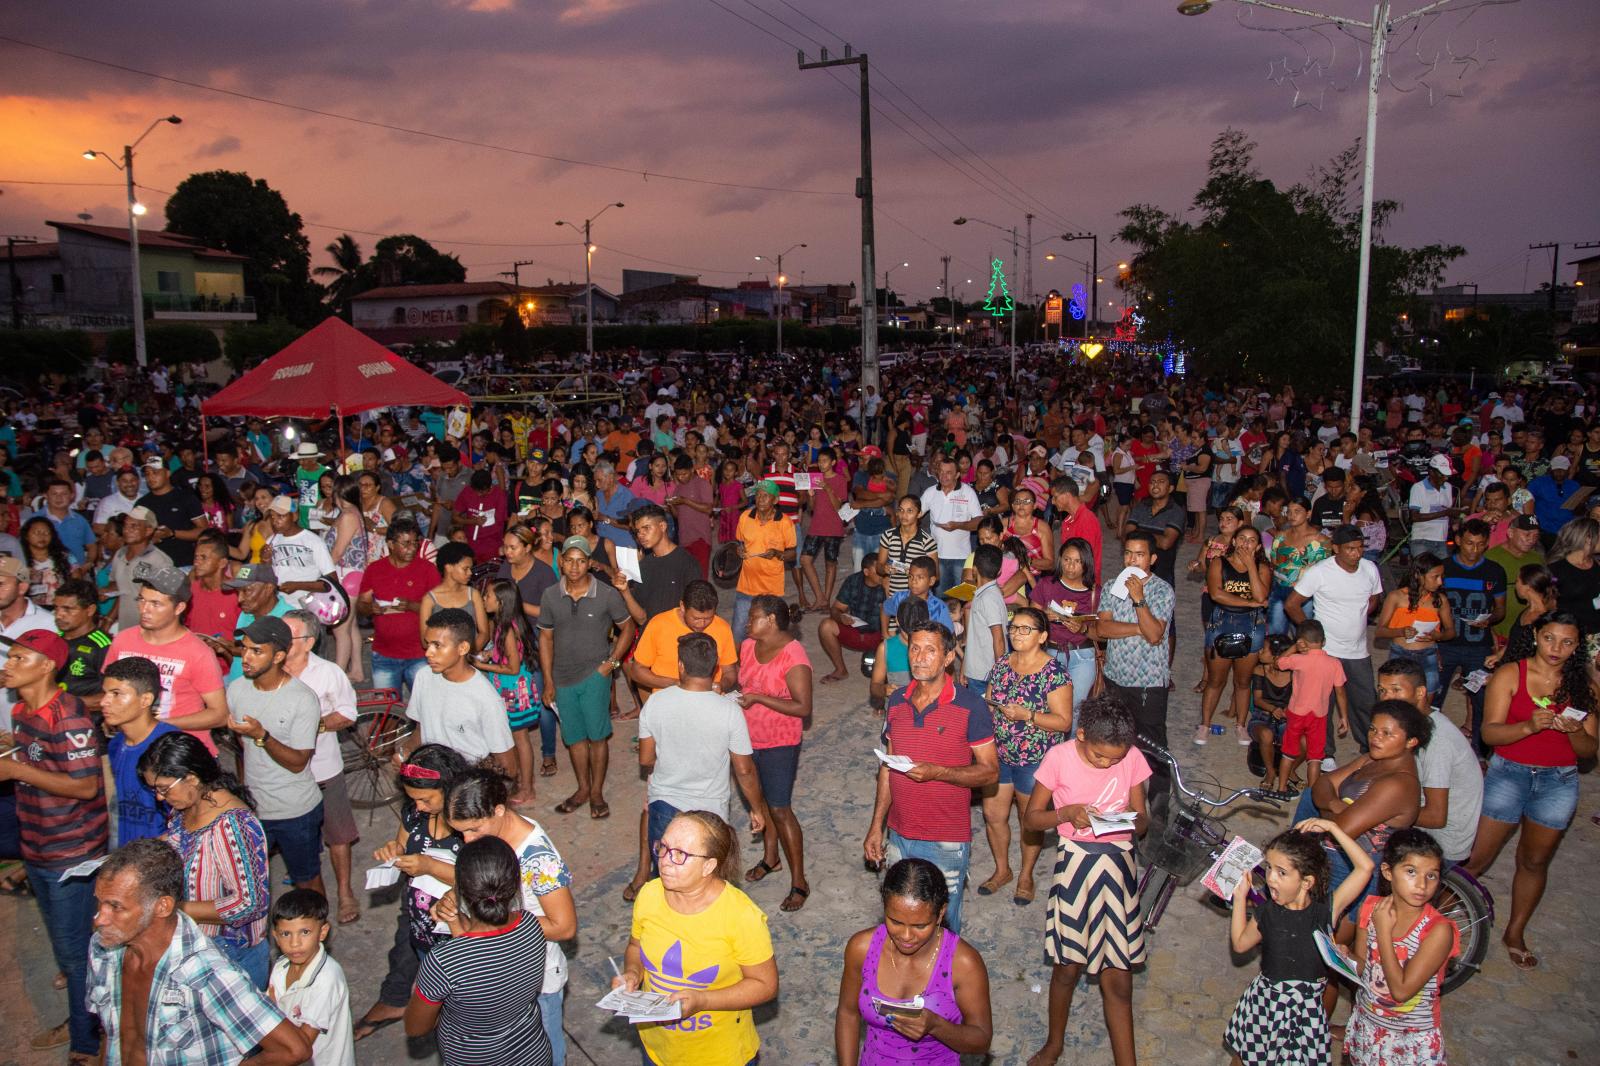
985, 653, 1072, 767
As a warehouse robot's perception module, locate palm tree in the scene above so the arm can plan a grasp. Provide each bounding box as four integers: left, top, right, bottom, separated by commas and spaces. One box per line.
314, 234, 364, 321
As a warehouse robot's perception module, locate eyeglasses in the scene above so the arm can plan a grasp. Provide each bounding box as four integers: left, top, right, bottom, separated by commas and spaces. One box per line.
1007, 625, 1041, 635
151, 775, 188, 799
652, 842, 712, 867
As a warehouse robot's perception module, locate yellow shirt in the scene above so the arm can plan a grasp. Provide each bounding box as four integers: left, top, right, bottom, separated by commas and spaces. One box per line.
633, 879, 772, 1066
734, 511, 795, 597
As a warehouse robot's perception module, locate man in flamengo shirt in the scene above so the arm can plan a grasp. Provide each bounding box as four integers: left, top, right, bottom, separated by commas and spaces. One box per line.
0, 628, 108, 1059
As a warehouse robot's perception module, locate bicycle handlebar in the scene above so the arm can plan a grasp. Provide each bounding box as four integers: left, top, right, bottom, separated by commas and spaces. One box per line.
1136, 733, 1296, 809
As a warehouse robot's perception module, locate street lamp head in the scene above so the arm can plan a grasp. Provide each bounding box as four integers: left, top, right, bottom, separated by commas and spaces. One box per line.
82, 150, 98, 160
799, 242, 808, 249
953, 217, 968, 226
754, 255, 764, 261
164, 115, 183, 125
1177, 0, 1213, 14
777, 275, 787, 285
1118, 262, 1130, 270
588, 244, 597, 254
613, 202, 625, 208
130, 202, 148, 217
1045, 253, 1056, 261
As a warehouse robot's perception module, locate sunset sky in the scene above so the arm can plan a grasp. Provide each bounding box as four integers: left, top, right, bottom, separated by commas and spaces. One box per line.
2, 0, 1595, 306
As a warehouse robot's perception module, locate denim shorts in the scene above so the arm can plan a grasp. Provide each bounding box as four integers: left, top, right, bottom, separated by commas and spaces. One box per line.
262, 801, 326, 885
1481, 753, 1579, 830
997, 759, 1041, 795
1205, 606, 1265, 654
752, 744, 801, 808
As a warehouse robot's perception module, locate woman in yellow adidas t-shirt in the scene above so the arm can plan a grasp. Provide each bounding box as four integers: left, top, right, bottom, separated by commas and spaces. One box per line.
613, 811, 777, 1065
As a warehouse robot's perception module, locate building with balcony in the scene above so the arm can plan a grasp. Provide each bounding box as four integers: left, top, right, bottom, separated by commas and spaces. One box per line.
4, 221, 257, 333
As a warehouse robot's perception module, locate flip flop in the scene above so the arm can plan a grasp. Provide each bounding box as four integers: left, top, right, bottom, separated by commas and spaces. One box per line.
622, 880, 645, 903
353, 1015, 404, 1042
540, 757, 558, 777
746, 858, 781, 883
780, 885, 810, 912
554, 795, 587, 815
590, 800, 611, 819
338, 898, 361, 925
1507, 945, 1539, 970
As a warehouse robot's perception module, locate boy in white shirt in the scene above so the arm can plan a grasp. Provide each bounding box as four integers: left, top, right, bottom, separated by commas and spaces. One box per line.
269, 889, 355, 1066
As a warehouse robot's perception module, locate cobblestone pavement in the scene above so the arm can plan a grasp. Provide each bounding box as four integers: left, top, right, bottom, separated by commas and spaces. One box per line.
6, 537, 1599, 1065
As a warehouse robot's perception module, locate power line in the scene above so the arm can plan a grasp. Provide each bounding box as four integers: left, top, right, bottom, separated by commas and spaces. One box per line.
0, 33, 851, 200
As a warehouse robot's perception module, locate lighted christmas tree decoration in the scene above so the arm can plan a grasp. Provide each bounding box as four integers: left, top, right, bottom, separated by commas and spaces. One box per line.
982, 258, 1013, 318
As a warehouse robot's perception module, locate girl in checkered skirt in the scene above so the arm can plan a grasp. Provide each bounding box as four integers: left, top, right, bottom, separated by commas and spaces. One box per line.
1224, 819, 1374, 1066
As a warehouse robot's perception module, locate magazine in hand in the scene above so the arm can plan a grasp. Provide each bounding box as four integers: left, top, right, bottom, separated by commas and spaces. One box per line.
1200, 835, 1263, 901
1314, 928, 1362, 985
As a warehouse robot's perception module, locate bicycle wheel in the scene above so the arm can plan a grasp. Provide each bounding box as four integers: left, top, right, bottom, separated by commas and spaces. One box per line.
1435, 865, 1492, 994
1137, 865, 1177, 935
343, 707, 413, 811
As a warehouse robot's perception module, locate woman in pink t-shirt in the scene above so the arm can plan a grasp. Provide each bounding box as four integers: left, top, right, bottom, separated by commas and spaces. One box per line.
1022, 696, 1152, 1066
737, 595, 814, 913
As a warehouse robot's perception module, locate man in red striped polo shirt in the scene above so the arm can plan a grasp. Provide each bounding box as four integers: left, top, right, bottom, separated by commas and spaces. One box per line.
0, 628, 108, 1058
863, 620, 997, 933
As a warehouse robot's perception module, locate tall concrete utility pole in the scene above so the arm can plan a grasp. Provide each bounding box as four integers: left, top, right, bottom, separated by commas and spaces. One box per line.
941, 255, 952, 347
800, 46, 878, 394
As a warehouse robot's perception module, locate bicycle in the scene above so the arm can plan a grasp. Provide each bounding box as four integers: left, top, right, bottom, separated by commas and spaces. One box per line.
1138, 736, 1495, 994
339, 687, 414, 819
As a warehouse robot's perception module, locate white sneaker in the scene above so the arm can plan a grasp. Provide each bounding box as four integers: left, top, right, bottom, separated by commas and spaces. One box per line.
1319, 757, 1339, 772
1193, 725, 1208, 746
1237, 725, 1251, 746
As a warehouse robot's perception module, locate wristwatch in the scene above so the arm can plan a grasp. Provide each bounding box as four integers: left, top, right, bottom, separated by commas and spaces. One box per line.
1130, 598, 1147, 609
605, 658, 622, 669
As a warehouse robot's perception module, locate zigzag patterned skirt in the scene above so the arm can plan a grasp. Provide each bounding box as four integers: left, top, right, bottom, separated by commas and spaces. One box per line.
1043, 839, 1147, 975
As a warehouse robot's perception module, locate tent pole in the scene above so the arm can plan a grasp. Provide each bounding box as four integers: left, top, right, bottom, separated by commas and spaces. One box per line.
201, 402, 210, 468
336, 406, 346, 467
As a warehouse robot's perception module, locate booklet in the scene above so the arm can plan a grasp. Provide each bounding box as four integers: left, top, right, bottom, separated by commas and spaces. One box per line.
869, 993, 925, 1020
1201, 835, 1263, 901
615, 546, 644, 584
57, 856, 108, 883
943, 582, 977, 602
1462, 669, 1490, 693
837, 502, 860, 523
1314, 928, 1362, 985
874, 748, 914, 773
792, 472, 814, 491
365, 862, 402, 890
1109, 566, 1148, 600
1089, 809, 1139, 837
596, 987, 684, 1024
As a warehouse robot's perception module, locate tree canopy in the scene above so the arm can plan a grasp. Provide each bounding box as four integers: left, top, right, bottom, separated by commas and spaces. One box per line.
1117, 129, 1463, 386
361, 235, 466, 289
164, 170, 323, 325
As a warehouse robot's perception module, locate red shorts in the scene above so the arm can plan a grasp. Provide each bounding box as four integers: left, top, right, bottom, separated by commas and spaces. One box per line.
1281, 711, 1327, 760
836, 624, 881, 653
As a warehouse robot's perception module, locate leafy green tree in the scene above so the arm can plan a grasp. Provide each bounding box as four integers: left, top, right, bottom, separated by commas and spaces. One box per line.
1117, 129, 1463, 386
314, 234, 364, 320
221, 319, 305, 371
105, 323, 221, 367
164, 171, 323, 325
360, 235, 466, 289
0, 329, 93, 378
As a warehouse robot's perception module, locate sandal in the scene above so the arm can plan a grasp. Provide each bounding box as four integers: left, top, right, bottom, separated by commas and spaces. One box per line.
590, 800, 611, 819
353, 1013, 404, 1042
780, 885, 810, 912
540, 757, 558, 777
622, 879, 646, 903
746, 858, 782, 883
1506, 944, 1539, 970
554, 794, 587, 815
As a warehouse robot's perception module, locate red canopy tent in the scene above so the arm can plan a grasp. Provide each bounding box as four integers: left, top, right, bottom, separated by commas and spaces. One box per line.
201, 317, 470, 457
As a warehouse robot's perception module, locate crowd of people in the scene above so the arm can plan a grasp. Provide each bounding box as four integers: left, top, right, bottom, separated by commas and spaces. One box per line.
0, 347, 1595, 1066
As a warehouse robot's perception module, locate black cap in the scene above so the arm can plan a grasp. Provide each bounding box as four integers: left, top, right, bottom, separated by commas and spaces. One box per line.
241, 616, 293, 652
1510, 514, 1539, 532
1330, 524, 1365, 546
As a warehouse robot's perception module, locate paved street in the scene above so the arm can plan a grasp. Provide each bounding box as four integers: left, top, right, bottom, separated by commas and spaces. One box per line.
5, 546, 1599, 1066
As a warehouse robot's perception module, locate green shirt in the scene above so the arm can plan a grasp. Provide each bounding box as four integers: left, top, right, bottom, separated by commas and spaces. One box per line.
1486, 544, 1541, 639
294, 464, 329, 527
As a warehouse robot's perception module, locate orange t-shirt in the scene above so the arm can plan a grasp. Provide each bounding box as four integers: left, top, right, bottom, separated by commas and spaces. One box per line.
735, 510, 796, 596
604, 430, 641, 466
633, 608, 738, 694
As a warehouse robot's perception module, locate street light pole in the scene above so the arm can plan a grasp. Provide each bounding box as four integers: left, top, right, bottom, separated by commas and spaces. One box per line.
755, 242, 806, 356
954, 216, 1022, 379
881, 261, 908, 334
557, 202, 624, 367
1177, 0, 1464, 433
83, 115, 181, 368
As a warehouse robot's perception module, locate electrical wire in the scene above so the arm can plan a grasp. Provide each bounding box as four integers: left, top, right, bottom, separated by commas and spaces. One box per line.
0, 33, 851, 199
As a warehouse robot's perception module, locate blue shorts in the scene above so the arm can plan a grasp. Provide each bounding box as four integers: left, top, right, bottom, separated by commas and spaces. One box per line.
997, 759, 1040, 795
261, 802, 325, 885
1481, 754, 1578, 831
1205, 606, 1265, 653
752, 744, 801, 809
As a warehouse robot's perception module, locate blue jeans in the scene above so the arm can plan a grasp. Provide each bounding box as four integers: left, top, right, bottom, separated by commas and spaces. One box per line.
853, 531, 880, 571
1437, 641, 1492, 755
1292, 789, 1378, 919
371, 652, 425, 696
884, 828, 971, 934
221, 936, 271, 990
646, 800, 682, 875
1267, 583, 1312, 636
1481, 754, 1579, 830
540, 987, 566, 1066
1057, 646, 1097, 716
538, 704, 559, 759
938, 557, 965, 596
1410, 538, 1448, 561
732, 592, 755, 646
28, 861, 101, 1054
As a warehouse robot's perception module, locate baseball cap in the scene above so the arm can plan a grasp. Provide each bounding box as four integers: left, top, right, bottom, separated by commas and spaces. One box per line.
266, 495, 296, 515
754, 479, 781, 498
860, 445, 883, 459
0, 556, 24, 580
241, 615, 293, 652
0, 628, 69, 670
125, 505, 158, 526
1427, 454, 1453, 474
1550, 455, 1572, 470
1330, 524, 1365, 546
1510, 514, 1539, 531
225, 562, 279, 589
142, 456, 165, 470
380, 447, 399, 462
132, 561, 191, 602
560, 535, 592, 557
528, 448, 547, 463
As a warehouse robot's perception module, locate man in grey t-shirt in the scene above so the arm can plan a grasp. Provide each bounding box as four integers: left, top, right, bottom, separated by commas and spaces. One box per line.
637, 632, 769, 864
224, 616, 327, 895
963, 545, 1008, 689
1376, 658, 1483, 862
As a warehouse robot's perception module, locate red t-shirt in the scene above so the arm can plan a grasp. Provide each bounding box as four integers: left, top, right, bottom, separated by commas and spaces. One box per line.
105, 628, 226, 754
1058, 503, 1104, 582
360, 555, 437, 660
804, 469, 851, 538
883, 679, 995, 843
12, 690, 107, 869
738, 638, 812, 749
1129, 440, 1162, 499
187, 579, 241, 641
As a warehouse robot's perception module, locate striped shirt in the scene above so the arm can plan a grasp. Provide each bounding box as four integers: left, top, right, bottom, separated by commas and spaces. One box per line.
415, 913, 552, 1066
12, 689, 107, 869
876, 528, 939, 597
763, 463, 804, 522
882, 679, 994, 843
164, 807, 271, 950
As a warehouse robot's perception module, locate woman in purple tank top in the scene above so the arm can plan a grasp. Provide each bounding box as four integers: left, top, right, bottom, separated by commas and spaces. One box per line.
833, 858, 993, 1064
